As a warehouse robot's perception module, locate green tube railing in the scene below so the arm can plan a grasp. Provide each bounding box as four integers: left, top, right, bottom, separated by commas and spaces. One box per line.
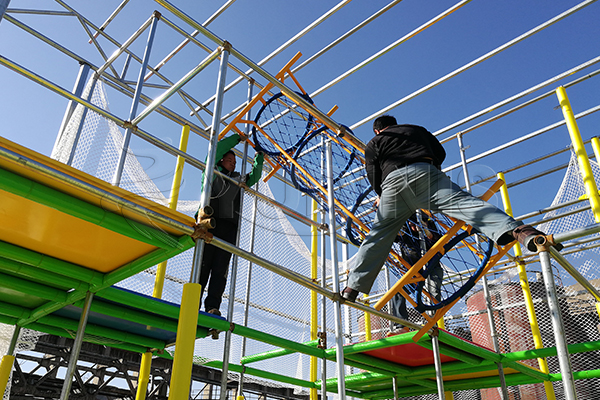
109, 285, 327, 358
504, 339, 600, 361
416, 337, 483, 365
437, 330, 551, 382
0, 255, 88, 291
205, 360, 317, 389
38, 314, 166, 350
72, 297, 209, 339
18, 290, 87, 327
409, 359, 496, 379
98, 286, 325, 359
240, 339, 320, 364
0, 168, 184, 250
0, 240, 103, 286
25, 321, 151, 355
569, 368, 600, 380
0, 303, 28, 320
0, 271, 69, 303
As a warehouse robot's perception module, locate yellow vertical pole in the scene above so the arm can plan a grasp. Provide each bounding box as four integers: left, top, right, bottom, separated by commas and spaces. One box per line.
591, 137, 600, 166
556, 87, 600, 222
153, 125, 191, 299
497, 172, 556, 399
310, 200, 318, 400
135, 352, 153, 400
142, 125, 190, 400
168, 282, 202, 400
0, 355, 15, 396
363, 296, 371, 341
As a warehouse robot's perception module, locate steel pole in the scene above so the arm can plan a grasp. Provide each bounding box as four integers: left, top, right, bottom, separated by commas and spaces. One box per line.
112, 13, 159, 187
132, 47, 221, 125
59, 291, 94, 400
190, 47, 230, 284
539, 250, 578, 399
220, 110, 250, 400
326, 140, 347, 400
457, 133, 509, 399
320, 213, 328, 400
53, 62, 90, 156
236, 79, 255, 400
0, 0, 9, 22
65, 77, 97, 166
431, 333, 446, 400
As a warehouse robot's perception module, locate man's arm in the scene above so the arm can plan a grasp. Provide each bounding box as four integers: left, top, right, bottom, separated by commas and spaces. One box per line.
365, 142, 383, 196
214, 133, 241, 162
245, 152, 264, 187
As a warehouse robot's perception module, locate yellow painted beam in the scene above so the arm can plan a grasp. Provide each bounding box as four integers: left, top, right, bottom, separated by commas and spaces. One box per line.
556, 86, 600, 222
497, 172, 556, 400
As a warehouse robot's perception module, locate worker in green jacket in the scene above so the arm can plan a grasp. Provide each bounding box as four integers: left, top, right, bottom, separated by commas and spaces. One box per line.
196, 134, 264, 316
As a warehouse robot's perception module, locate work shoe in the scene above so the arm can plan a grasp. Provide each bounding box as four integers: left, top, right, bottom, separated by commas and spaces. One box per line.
512, 225, 563, 252
207, 308, 221, 316
340, 287, 359, 303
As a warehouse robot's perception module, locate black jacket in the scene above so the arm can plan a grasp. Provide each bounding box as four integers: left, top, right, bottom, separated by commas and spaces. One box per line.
365, 124, 446, 195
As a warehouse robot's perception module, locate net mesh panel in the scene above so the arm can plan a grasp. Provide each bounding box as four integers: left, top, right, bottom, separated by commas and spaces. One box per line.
27, 78, 600, 399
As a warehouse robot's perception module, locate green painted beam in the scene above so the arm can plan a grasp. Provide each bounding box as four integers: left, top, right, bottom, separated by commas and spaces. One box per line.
240, 339, 320, 364
0, 301, 31, 320
436, 330, 550, 382
409, 359, 497, 379
0, 240, 103, 286
38, 314, 166, 350
0, 270, 69, 303
0, 255, 88, 291
98, 286, 325, 359
73, 297, 209, 339
417, 337, 484, 365
205, 360, 317, 389
26, 321, 151, 354
504, 339, 600, 361
17, 235, 194, 327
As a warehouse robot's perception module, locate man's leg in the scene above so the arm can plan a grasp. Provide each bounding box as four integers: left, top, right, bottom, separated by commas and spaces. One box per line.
426, 261, 444, 303
346, 169, 416, 294
390, 292, 409, 330
424, 166, 522, 243
198, 244, 215, 302
204, 247, 233, 313
203, 222, 237, 314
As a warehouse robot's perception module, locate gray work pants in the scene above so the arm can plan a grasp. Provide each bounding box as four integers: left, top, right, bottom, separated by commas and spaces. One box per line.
347, 163, 521, 293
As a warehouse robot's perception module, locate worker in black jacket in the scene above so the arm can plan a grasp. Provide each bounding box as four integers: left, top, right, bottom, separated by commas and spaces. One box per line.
341, 115, 554, 302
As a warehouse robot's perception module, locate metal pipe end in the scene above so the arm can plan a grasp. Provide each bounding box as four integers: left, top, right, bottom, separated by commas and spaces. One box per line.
197, 205, 214, 219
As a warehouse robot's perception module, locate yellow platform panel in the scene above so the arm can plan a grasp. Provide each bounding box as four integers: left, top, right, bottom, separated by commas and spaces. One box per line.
0, 136, 195, 236
0, 181, 159, 272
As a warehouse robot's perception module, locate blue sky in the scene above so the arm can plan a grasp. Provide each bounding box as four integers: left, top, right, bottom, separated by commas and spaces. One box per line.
1, 0, 600, 222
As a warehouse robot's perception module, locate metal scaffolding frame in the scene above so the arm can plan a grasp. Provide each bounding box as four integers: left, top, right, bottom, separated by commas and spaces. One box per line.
1, 1, 600, 399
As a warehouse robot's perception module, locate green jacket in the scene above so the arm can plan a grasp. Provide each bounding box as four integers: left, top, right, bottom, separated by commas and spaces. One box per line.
198, 134, 264, 224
